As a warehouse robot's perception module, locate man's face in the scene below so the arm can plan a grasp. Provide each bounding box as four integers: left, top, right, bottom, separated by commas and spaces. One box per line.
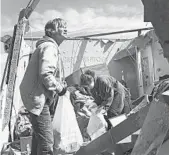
53, 24, 67, 42
58, 24, 67, 38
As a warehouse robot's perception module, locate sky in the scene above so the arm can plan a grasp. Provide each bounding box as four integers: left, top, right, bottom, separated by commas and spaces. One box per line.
1, 0, 151, 37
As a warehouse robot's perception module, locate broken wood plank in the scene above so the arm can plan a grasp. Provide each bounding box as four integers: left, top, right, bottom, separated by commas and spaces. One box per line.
6, 25, 17, 85
0, 26, 16, 118
110, 104, 149, 143
75, 103, 150, 155
75, 131, 123, 155
24, 0, 41, 19
0, 55, 10, 92
2, 17, 27, 131
131, 99, 169, 155
2, 0, 41, 131
0, 55, 10, 118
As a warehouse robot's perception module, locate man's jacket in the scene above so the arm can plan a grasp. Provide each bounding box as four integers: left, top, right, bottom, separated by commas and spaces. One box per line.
91, 75, 131, 117
20, 36, 63, 115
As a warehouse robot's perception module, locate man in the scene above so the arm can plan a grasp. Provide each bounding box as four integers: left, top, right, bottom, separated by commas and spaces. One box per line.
80, 70, 131, 119
20, 18, 67, 155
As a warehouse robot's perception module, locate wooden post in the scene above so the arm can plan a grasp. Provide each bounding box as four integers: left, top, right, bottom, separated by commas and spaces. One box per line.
0, 55, 9, 118
0, 26, 17, 119
2, 17, 28, 131
6, 26, 17, 86
135, 47, 144, 97
2, 0, 41, 131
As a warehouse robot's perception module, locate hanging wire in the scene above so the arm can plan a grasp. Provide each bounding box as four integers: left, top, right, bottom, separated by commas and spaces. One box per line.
126, 48, 137, 67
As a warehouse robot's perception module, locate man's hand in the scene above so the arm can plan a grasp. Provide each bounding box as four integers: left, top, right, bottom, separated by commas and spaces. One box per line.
58, 81, 67, 96
62, 80, 67, 87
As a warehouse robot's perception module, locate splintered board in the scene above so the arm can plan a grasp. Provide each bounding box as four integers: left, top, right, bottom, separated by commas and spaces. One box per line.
131, 100, 169, 155
2, 0, 41, 131
75, 104, 150, 155
2, 18, 27, 131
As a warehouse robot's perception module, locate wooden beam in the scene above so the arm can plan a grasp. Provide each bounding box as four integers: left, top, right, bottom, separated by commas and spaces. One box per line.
2, 0, 41, 131
24, 0, 41, 19
131, 99, 169, 155
76, 130, 123, 155
110, 105, 149, 143
6, 26, 17, 85
135, 47, 144, 97
2, 17, 28, 131
0, 55, 10, 92
0, 55, 9, 118
0, 25, 17, 119
18, 9, 26, 22
24, 37, 131, 42
18, 0, 40, 22
75, 104, 150, 155
75, 27, 154, 38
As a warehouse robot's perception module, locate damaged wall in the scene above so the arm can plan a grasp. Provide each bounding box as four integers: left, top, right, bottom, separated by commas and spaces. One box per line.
146, 31, 169, 82
108, 30, 169, 99
60, 39, 115, 76
151, 40, 169, 81
108, 54, 138, 100
26, 39, 116, 77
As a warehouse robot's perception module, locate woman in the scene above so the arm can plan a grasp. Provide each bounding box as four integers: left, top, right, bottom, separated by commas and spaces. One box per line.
80, 70, 131, 118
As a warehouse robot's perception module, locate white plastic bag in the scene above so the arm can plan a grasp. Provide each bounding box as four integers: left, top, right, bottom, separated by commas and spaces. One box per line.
87, 112, 108, 140
52, 91, 83, 154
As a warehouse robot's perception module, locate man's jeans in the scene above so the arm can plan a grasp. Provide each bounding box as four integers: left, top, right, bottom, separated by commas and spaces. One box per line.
29, 101, 56, 155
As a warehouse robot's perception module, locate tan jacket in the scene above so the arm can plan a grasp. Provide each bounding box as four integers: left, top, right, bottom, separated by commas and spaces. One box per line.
20, 36, 63, 115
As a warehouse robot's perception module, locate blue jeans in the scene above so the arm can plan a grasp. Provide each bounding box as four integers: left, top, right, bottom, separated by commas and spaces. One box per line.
29, 102, 55, 155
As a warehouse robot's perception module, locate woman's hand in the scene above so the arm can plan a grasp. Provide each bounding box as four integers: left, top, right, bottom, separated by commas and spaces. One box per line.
95, 105, 106, 114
